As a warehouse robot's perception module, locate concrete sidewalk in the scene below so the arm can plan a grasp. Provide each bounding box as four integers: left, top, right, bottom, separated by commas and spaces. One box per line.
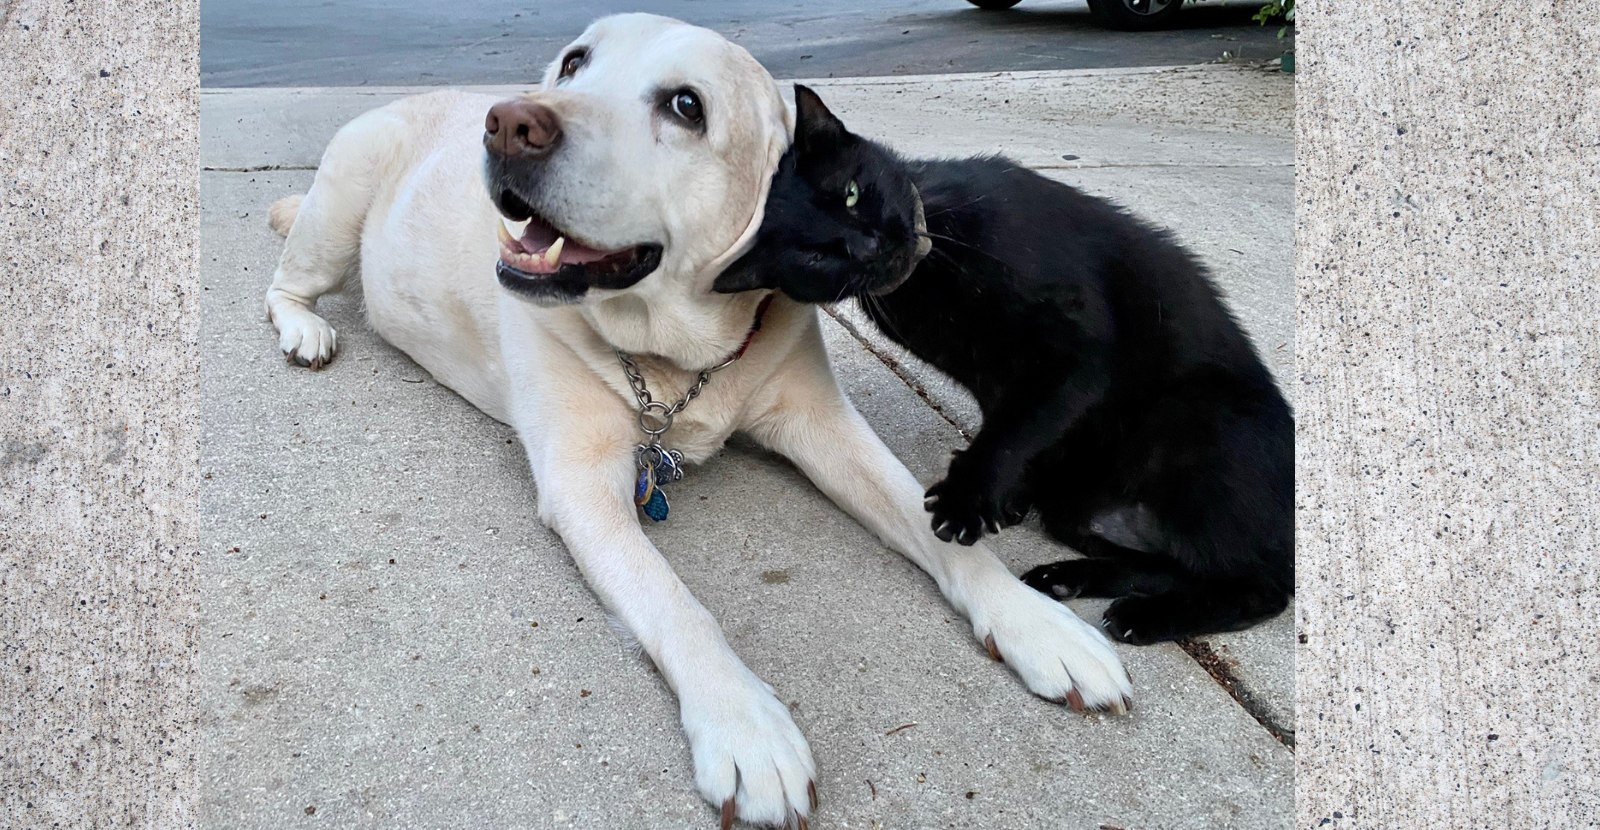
199, 65, 1294, 829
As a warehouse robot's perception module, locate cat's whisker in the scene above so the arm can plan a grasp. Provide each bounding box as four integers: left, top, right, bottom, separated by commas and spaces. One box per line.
918, 230, 1013, 270
833, 272, 862, 304
923, 195, 987, 218
922, 240, 991, 285
862, 291, 907, 344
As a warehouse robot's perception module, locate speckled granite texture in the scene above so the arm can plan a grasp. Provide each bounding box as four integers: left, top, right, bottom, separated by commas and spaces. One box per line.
1, 1, 199, 828
7, 0, 1600, 826
1295, 2, 1599, 827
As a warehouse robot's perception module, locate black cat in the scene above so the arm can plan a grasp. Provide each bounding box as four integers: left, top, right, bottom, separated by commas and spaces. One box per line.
715, 85, 1294, 645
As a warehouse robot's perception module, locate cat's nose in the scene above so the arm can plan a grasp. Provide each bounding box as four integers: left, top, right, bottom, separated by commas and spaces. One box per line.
850, 236, 880, 260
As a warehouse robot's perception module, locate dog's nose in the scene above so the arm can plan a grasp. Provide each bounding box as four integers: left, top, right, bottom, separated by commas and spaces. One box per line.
485, 100, 563, 159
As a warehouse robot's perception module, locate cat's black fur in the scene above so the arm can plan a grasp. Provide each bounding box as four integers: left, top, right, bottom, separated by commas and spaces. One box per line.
716, 86, 1294, 644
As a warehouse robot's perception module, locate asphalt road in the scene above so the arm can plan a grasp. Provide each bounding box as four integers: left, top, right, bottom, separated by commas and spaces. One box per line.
200, 0, 1288, 87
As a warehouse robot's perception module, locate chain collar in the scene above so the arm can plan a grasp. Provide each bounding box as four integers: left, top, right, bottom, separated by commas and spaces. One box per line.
615, 351, 715, 441
614, 295, 775, 521
614, 294, 775, 439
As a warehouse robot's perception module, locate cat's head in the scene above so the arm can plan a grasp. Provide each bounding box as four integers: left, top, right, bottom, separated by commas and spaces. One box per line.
713, 85, 932, 303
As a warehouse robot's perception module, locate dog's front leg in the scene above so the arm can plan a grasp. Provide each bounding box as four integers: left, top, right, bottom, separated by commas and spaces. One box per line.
509, 359, 815, 829
744, 331, 1132, 712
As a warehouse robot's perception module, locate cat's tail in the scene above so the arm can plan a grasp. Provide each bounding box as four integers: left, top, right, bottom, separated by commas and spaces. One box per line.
267, 194, 304, 237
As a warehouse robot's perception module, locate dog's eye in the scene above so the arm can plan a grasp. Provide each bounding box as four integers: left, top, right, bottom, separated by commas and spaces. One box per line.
559, 49, 587, 79
670, 89, 704, 125
844, 180, 860, 208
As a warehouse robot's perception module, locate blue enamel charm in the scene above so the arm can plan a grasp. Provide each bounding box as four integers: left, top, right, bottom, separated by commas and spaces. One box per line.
641, 487, 670, 521
634, 446, 678, 522
634, 464, 655, 506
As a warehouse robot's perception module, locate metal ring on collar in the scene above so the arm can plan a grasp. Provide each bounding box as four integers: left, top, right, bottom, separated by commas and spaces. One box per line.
638, 401, 673, 435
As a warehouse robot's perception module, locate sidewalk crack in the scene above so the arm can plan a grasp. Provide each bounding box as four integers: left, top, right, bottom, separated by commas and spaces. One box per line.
823, 305, 971, 442
203, 165, 319, 172
1179, 638, 1295, 750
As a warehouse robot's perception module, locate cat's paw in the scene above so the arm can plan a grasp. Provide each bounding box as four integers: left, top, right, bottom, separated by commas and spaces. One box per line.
681, 672, 816, 829
924, 467, 1024, 546
1102, 595, 1185, 645
1019, 559, 1091, 600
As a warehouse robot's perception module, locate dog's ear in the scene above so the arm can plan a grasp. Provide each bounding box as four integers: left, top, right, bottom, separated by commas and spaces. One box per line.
712, 254, 778, 294
793, 85, 847, 156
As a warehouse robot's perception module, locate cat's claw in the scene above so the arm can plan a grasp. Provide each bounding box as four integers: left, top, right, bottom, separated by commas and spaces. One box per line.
1020, 560, 1089, 600
1103, 596, 1182, 645
925, 474, 1011, 546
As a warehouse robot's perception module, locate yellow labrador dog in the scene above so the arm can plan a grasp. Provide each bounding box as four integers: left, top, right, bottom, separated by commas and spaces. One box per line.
265, 13, 1130, 828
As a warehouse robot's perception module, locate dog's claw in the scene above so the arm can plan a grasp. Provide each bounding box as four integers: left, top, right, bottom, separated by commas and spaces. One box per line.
808, 780, 817, 811
720, 797, 735, 830
984, 633, 1002, 662
1065, 687, 1086, 712
795, 810, 808, 830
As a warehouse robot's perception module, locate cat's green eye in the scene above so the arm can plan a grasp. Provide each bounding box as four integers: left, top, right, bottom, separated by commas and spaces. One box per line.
844, 180, 860, 208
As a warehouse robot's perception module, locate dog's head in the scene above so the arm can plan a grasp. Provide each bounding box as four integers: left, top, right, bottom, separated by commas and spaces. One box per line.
483, 14, 791, 367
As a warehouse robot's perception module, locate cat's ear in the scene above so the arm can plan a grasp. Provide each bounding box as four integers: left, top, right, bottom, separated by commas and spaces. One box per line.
712, 255, 779, 294
793, 84, 847, 155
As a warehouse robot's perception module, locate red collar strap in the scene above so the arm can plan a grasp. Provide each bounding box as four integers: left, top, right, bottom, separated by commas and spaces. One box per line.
718, 293, 775, 367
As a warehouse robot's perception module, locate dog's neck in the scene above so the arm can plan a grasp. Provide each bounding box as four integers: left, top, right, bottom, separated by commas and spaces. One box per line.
583, 288, 772, 372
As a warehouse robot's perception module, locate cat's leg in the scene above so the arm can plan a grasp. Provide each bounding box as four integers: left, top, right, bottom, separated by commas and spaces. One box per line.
1085, 395, 1294, 643
1025, 476, 1188, 603
1021, 546, 1185, 601
925, 370, 1109, 545
743, 330, 1132, 712
1101, 577, 1289, 644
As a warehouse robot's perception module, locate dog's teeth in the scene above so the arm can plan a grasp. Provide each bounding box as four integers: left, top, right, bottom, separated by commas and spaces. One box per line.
544, 236, 565, 268
496, 220, 515, 245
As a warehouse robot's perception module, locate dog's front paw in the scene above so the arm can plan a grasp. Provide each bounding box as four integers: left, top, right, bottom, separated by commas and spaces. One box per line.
270, 303, 338, 370
976, 581, 1132, 713
681, 673, 816, 829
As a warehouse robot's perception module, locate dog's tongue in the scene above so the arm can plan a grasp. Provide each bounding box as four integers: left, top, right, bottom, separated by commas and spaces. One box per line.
498, 216, 618, 274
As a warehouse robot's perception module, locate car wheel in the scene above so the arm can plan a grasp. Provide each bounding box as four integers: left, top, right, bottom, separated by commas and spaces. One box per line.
966, 0, 1024, 9
1086, 0, 1186, 30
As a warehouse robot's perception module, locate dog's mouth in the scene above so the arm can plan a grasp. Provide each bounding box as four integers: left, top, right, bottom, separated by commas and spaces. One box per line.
493, 188, 663, 303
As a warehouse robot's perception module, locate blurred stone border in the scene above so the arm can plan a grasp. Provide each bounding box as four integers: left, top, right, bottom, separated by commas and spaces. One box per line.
1, 1, 200, 827
1295, 1, 1598, 825
4, 0, 1599, 827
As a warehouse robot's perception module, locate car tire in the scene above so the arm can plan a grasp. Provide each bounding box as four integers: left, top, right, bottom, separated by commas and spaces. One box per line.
966, 0, 1024, 9
1086, 0, 1186, 30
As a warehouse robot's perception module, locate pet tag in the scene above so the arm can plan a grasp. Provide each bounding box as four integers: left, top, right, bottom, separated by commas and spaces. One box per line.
634, 463, 656, 507
634, 445, 680, 522
640, 486, 670, 522
656, 448, 685, 483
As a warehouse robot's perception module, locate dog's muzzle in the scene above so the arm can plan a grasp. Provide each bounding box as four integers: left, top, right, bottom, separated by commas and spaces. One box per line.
483, 99, 664, 306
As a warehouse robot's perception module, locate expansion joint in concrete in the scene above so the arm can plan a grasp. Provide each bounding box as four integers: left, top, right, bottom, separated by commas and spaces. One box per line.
823, 305, 972, 442
1180, 638, 1295, 750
